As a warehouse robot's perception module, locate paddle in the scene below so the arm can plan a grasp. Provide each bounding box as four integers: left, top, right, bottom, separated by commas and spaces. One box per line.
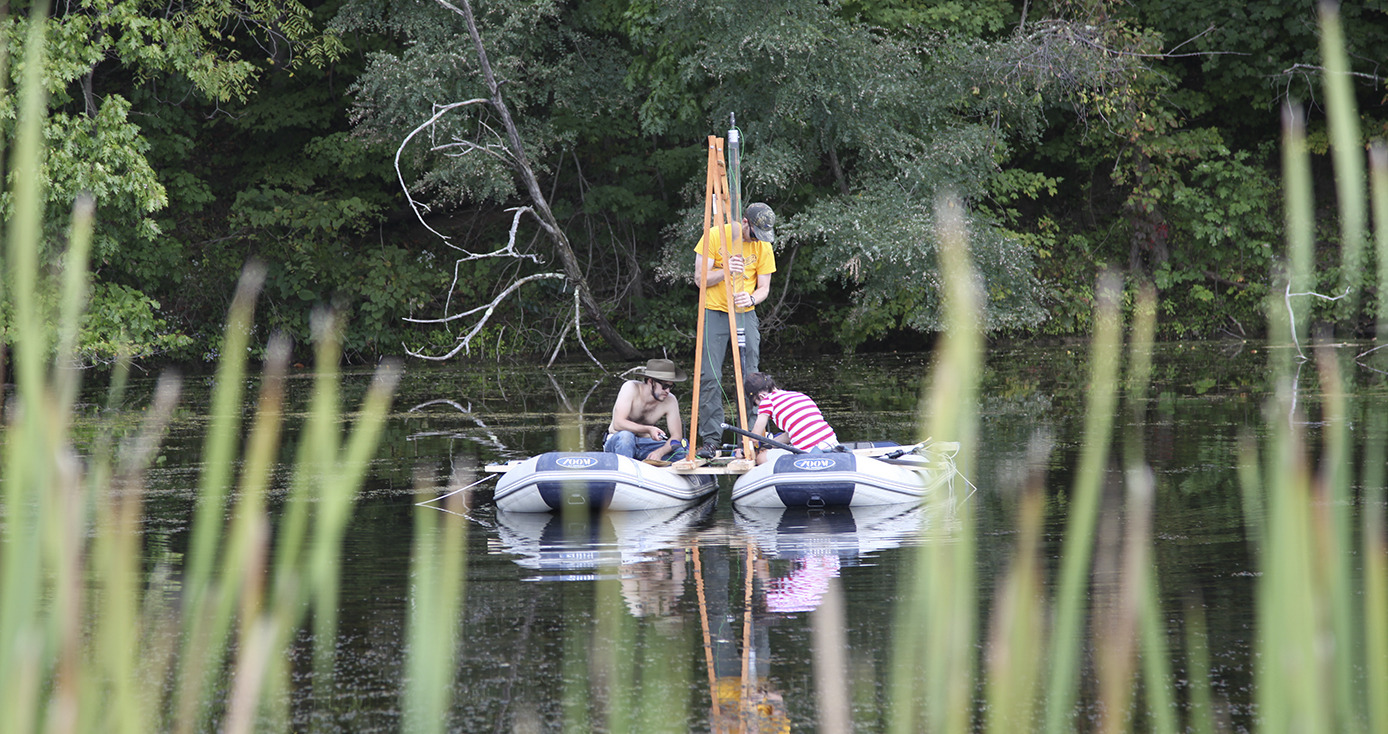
720, 422, 803, 454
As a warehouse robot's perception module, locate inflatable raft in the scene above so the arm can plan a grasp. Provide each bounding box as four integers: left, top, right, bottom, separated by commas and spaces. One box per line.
491, 451, 718, 512
730, 443, 957, 508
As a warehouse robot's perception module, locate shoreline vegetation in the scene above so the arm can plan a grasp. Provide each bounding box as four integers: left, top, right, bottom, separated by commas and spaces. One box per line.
7, 0, 1387, 366
2, 4, 1386, 734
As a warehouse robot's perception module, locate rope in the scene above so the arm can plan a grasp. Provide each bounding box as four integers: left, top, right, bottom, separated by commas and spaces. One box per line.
414, 474, 495, 512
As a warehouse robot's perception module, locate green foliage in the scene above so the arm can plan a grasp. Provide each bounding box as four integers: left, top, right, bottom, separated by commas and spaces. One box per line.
12, 0, 1382, 362
637, 3, 1129, 344
259, 241, 445, 356
840, 0, 1016, 37
791, 182, 1048, 349
79, 282, 194, 363
0, 276, 192, 365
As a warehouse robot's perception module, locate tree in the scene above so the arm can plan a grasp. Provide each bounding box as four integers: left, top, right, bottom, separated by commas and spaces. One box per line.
341, 0, 644, 362
631, 1, 1114, 348
1, 0, 343, 362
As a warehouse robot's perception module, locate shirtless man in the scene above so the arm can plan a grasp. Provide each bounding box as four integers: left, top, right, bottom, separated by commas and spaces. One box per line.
603, 358, 689, 462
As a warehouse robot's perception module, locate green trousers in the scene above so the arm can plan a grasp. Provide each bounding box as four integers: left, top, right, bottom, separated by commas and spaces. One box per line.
697, 308, 760, 446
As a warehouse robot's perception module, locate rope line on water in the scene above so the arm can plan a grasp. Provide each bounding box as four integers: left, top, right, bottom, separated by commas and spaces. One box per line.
415, 474, 495, 512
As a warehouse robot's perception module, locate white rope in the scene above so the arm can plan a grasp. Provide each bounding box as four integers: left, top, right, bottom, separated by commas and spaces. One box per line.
415, 474, 495, 510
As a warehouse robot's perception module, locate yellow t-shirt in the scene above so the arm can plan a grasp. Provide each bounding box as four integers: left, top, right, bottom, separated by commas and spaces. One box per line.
694, 223, 777, 313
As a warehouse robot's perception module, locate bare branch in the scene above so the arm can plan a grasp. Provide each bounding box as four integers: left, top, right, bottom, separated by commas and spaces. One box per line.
398, 0, 643, 362
432, 138, 509, 163
572, 286, 604, 369
404, 272, 564, 361
1284, 282, 1352, 361
394, 98, 491, 245
1278, 62, 1385, 85
545, 287, 604, 369
1164, 24, 1218, 56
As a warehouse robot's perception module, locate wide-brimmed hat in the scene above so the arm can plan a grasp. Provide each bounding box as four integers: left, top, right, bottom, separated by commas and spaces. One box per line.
632, 358, 688, 382
745, 202, 776, 243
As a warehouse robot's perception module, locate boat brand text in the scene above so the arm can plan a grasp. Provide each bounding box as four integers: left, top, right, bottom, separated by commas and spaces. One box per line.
792, 458, 837, 471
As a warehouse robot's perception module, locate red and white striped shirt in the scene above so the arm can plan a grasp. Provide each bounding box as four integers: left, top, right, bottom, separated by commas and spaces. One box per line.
758, 389, 838, 450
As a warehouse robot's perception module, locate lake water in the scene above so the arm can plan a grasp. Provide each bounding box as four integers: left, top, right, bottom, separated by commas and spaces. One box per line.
113, 339, 1371, 732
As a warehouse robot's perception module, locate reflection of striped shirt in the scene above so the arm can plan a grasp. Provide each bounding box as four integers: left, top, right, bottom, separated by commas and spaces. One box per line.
759, 389, 838, 450
766, 555, 841, 613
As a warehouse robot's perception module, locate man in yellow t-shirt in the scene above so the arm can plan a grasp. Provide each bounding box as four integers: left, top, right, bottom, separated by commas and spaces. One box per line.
693, 202, 778, 457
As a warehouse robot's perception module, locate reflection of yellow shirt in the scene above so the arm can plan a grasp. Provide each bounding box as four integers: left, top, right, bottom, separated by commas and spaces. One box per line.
695, 223, 777, 314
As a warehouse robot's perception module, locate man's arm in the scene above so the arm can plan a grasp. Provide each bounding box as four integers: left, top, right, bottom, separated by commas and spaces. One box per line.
662, 396, 684, 442
697, 252, 747, 288
734, 273, 771, 309
695, 253, 725, 287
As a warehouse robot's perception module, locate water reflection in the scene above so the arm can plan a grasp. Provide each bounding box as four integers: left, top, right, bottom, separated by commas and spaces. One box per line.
490, 501, 713, 617
478, 497, 958, 731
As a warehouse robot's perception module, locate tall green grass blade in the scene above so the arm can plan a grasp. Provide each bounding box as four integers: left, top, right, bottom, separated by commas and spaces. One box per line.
1137, 563, 1176, 734
1373, 144, 1388, 343
1360, 408, 1388, 734
0, 13, 52, 734
271, 310, 341, 615
1257, 421, 1329, 734
219, 337, 291, 734
96, 374, 181, 734
307, 317, 347, 703
1314, 345, 1364, 734
1123, 283, 1178, 734
310, 356, 401, 703
984, 461, 1045, 734
1282, 105, 1314, 348
636, 620, 689, 734
173, 263, 265, 734
403, 481, 468, 734
55, 194, 94, 412
927, 197, 979, 734
889, 195, 980, 734
1319, 1, 1366, 320
1237, 433, 1266, 555
563, 582, 592, 734
1368, 140, 1388, 734
7, 4, 50, 404
595, 519, 635, 734
1043, 270, 1124, 734
1183, 596, 1216, 734
812, 578, 852, 734
185, 263, 265, 596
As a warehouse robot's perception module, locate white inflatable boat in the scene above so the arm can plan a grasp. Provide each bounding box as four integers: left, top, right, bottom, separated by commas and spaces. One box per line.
730, 443, 957, 508
491, 451, 718, 512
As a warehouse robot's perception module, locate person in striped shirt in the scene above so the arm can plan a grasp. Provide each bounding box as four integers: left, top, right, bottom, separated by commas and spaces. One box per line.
744, 372, 840, 465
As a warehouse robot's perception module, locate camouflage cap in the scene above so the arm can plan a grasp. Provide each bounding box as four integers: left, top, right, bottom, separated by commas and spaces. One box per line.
744, 202, 776, 243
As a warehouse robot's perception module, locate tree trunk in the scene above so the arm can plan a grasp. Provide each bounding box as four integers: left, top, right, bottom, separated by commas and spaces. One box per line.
440, 0, 643, 361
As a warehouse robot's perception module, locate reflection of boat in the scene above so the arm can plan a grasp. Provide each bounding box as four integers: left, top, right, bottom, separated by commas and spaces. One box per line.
734, 503, 938, 614
490, 452, 718, 512
491, 498, 714, 615
732, 502, 931, 560
493, 499, 713, 572
730, 444, 957, 507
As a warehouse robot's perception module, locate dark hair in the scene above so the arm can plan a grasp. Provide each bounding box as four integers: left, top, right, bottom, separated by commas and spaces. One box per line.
744, 372, 776, 397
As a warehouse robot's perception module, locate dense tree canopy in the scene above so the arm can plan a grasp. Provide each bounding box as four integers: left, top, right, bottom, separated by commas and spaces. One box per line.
6, 0, 1387, 364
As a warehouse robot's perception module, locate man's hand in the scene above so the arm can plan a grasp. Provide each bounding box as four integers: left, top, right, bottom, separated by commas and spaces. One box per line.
727, 254, 745, 277
733, 291, 755, 308
646, 425, 668, 441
